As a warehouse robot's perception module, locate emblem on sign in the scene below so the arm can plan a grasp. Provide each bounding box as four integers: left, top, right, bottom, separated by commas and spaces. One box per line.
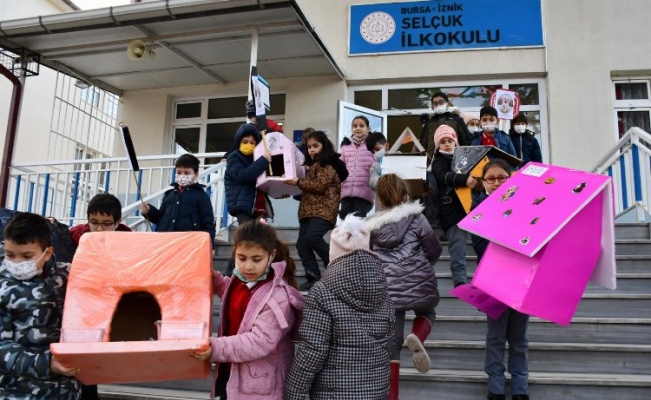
360, 12, 396, 44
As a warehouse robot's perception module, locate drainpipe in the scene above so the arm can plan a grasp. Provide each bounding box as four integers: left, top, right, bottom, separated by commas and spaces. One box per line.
0, 64, 23, 208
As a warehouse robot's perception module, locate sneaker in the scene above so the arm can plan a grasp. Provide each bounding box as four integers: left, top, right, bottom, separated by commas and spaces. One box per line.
487, 393, 506, 400
511, 395, 529, 400
298, 279, 317, 292
453, 281, 466, 288
405, 333, 430, 373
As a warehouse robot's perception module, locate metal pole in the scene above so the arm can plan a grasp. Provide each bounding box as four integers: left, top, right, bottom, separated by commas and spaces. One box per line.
0, 66, 24, 208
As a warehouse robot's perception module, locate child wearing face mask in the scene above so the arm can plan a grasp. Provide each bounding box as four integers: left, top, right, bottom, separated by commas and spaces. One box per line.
463, 112, 482, 138
430, 125, 478, 288
1, 213, 81, 399
190, 220, 303, 400
223, 124, 274, 225
508, 113, 542, 166
141, 153, 216, 243
470, 159, 530, 400
470, 106, 517, 158
366, 131, 388, 191
339, 115, 376, 219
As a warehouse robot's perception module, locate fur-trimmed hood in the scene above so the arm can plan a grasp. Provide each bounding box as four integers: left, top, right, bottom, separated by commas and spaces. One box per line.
365, 201, 424, 249
365, 201, 423, 232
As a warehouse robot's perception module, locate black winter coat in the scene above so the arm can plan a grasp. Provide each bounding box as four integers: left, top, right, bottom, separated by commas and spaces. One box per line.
224, 150, 270, 218
147, 182, 216, 243
509, 130, 542, 166
431, 150, 470, 231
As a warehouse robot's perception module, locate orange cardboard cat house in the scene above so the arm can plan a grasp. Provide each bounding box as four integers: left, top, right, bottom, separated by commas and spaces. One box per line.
50, 231, 213, 385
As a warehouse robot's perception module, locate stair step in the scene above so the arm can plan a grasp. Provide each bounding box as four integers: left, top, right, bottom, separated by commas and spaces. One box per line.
400, 340, 651, 374
403, 316, 651, 344
397, 368, 651, 400
435, 293, 651, 318
101, 369, 651, 400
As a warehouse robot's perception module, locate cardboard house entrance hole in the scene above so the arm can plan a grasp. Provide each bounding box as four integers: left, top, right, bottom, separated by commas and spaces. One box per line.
254, 131, 305, 198
452, 162, 616, 326
50, 231, 213, 385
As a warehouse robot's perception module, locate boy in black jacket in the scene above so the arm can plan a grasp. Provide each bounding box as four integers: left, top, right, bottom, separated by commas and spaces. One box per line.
141, 153, 216, 243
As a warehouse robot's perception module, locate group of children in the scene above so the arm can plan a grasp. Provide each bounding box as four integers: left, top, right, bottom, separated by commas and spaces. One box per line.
0, 100, 533, 399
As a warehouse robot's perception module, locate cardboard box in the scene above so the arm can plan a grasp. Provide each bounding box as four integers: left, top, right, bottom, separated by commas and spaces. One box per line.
454, 162, 616, 325
50, 232, 213, 384
254, 131, 305, 198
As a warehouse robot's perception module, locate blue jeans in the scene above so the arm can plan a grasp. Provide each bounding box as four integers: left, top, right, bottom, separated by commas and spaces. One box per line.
446, 224, 468, 286
485, 308, 530, 395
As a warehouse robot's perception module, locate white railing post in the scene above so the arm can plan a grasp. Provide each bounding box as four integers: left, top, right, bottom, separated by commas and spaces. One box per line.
591, 127, 651, 222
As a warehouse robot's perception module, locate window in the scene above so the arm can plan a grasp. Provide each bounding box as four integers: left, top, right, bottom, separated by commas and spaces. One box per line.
171, 95, 286, 164
351, 80, 548, 161
80, 87, 100, 108
614, 80, 651, 138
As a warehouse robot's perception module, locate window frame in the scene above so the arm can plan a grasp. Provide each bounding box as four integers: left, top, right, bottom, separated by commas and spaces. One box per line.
170, 95, 286, 160
613, 78, 651, 139
347, 78, 549, 162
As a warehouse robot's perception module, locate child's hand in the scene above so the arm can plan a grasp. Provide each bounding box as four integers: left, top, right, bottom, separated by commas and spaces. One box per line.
50, 355, 80, 377
140, 204, 150, 214
190, 344, 212, 361
284, 178, 299, 186
466, 176, 478, 188
263, 151, 272, 162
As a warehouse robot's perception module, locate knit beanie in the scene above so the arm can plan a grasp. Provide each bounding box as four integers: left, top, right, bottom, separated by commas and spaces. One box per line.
433, 124, 458, 149
329, 215, 370, 261
462, 112, 480, 126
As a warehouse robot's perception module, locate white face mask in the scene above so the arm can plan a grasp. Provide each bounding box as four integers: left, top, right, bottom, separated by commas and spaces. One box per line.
3, 250, 47, 280
482, 123, 497, 132
468, 126, 482, 133
433, 105, 447, 115
514, 125, 527, 134
374, 148, 386, 160
175, 174, 196, 187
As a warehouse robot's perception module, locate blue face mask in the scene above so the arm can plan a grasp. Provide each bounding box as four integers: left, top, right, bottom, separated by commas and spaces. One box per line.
233, 257, 272, 283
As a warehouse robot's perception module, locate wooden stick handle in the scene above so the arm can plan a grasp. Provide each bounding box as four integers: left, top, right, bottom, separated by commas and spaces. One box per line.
260, 130, 273, 176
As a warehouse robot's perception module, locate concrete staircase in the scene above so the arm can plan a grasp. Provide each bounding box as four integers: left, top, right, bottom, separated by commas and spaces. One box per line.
100, 222, 651, 399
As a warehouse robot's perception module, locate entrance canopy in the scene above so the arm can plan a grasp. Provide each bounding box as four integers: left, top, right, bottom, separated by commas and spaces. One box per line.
0, 0, 342, 95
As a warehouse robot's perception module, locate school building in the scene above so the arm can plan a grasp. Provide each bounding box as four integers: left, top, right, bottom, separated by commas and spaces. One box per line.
0, 0, 650, 222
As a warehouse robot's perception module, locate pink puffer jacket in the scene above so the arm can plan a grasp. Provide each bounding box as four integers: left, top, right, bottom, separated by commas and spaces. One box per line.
211, 261, 304, 399
340, 139, 376, 203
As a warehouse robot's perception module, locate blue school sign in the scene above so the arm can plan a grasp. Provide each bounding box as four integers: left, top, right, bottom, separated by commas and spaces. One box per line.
349, 0, 543, 55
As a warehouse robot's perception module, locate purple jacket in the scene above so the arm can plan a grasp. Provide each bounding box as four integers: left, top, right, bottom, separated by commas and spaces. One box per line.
212, 261, 304, 399
340, 138, 375, 203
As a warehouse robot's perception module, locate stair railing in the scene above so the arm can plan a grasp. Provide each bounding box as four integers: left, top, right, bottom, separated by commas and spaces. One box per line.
591, 127, 651, 221
6, 152, 230, 229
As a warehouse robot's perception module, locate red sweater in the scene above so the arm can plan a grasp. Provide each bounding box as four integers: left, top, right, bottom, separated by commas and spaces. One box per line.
224, 272, 274, 337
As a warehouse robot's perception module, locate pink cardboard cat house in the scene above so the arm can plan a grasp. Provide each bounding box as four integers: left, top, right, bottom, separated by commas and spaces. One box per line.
50, 231, 213, 384
254, 131, 305, 198
452, 162, 616, 325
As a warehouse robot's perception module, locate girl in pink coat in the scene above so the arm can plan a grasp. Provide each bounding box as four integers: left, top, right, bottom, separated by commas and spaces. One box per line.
191, 220, 304, 399
339, 115, 376, 219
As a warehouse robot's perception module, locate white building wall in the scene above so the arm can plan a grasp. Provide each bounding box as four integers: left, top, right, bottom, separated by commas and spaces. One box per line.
117, 75, 346, 157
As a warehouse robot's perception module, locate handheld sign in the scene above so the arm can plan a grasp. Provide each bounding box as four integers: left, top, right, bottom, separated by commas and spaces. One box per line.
120, 124, 140, 172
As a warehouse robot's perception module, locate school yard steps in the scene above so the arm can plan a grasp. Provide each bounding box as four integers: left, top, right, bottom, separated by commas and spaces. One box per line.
103, 222, 651, 400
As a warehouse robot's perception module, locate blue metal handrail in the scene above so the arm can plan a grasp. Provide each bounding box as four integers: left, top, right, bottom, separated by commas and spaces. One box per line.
592, 127, 651, 222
